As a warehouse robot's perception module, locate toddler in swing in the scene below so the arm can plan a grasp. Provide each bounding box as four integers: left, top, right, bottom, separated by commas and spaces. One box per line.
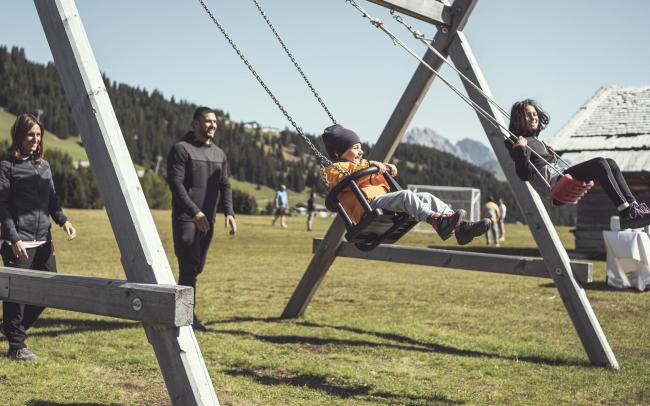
506, 99, 650, 230
322, 124, 492, 245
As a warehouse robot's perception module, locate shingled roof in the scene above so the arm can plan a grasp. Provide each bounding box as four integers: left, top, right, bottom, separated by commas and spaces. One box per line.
548, 85, 650, 172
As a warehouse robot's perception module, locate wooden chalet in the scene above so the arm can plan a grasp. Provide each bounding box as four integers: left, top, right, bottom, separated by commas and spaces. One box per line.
548, 85, 650, 256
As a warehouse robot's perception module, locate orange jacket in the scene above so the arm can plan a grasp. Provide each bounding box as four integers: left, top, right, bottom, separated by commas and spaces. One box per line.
323, 160, 391, 224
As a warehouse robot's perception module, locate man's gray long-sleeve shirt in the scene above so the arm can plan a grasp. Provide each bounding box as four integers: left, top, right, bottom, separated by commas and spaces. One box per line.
167, 132, 234, 223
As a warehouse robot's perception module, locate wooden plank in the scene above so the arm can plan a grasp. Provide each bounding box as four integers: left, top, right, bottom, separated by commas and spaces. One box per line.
0, 268, 193, 326
447, 31, 618, 368
34, 1, 220, 404
313, 240, 593, 284
365, 0, 452, 26
281, 0, 479, 319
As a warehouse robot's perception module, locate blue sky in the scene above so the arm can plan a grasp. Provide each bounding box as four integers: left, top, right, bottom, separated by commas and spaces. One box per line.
2, 0, 649, 145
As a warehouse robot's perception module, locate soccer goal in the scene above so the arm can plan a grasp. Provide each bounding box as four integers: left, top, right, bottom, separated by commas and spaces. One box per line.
407, 185, 481, 229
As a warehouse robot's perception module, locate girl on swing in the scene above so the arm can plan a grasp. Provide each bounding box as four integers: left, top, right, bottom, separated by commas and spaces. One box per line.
506, 99, 650, 229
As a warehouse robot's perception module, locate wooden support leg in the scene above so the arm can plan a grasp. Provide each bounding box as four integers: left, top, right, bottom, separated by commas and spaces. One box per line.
281, 219, 346, 318
34, 0, 221, 402
447, 32, 618, 369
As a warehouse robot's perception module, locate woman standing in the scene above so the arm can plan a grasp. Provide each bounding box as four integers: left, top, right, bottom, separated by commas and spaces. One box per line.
0, 113, 76, 360
506, 99, 650, 230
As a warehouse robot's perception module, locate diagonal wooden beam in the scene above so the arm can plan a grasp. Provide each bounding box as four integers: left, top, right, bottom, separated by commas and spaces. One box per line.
281, 0, 478, 319
365, 0, 452, 26
0, 268, 193, 326
446, 31, 618, 369
34, 0, 221, 403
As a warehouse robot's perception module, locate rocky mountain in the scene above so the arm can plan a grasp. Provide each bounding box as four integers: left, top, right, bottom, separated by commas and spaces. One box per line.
404, 127, 505, 181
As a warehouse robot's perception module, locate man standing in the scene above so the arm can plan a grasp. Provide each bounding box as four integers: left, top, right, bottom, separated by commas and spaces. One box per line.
482, 196, 501, 247
167, 107, 236, 332
271, 184, 289, 228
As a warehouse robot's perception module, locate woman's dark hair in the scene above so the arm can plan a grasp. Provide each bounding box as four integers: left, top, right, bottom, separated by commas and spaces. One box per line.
10, 113, 45, 163
508, 99, 550, 137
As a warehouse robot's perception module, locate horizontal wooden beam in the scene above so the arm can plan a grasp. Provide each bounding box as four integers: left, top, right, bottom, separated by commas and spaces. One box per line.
313, 239, 592, 283
365, 0, 452, 26
0, 267, 193, 326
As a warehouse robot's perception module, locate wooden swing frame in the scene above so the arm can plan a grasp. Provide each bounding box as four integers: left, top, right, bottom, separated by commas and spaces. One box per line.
282, 0, 619, 370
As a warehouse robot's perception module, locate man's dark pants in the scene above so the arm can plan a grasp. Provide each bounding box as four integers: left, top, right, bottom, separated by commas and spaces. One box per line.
172, 220, 214, 311
1, 242, 57, 350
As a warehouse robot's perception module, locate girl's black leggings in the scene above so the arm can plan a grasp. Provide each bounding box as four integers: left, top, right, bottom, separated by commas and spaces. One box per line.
563, 157, 635, 208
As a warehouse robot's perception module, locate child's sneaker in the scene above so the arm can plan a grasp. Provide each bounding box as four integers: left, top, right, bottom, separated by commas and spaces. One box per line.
455, 219, 492, 245
620, 203, 650, 229
432, 209, 465, 241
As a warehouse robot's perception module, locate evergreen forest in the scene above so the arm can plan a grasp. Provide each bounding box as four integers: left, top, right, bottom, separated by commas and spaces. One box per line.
0, 45, 578, 224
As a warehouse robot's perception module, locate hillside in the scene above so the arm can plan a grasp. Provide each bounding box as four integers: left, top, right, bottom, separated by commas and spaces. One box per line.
0, 108, 87, 161
0, 45, 530, 221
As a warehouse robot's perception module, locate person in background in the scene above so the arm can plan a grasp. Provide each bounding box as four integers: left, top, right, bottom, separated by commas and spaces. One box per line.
272, 185, 289, 228
167, 107, 237, 332
482, 196, 501, 247
306, 190, 316, 231
0, 113, 77, 360
498, 197, 507, 241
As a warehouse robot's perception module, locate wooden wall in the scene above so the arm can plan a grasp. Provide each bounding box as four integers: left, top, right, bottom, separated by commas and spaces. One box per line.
575, 173, 650, 257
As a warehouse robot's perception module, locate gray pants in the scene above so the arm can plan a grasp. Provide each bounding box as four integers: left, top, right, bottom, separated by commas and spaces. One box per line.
371, 190, 452, 223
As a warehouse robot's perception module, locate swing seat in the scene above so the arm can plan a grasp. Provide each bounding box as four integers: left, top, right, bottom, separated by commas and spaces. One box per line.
550, 174, 594, 205
326, 166, 418, 251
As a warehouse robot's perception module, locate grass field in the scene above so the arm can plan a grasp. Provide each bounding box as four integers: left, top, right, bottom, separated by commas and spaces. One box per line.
0, 211, 648, 405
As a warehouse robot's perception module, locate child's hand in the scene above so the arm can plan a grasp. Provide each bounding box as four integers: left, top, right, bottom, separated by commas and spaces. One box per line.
369, 160, 386, 173
385, 163, 397, 177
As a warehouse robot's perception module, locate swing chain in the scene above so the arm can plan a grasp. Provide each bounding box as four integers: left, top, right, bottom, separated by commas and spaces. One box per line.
196, 0, 349, 187
251, 0, 338, 125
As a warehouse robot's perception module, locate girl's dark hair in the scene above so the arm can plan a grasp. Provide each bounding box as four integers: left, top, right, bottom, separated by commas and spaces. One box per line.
508, 99, 550, 137
10, 113, 45, 163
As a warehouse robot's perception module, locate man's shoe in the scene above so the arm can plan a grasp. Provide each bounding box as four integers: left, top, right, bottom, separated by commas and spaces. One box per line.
455, 219, 492, 246
192, 317, 207, 333
8, 347, 38, 361
433, 209, 465, 241
620, 204, 650, 229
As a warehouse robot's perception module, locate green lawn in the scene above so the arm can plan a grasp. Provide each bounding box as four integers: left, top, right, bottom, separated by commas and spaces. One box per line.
0, 212, 648, 405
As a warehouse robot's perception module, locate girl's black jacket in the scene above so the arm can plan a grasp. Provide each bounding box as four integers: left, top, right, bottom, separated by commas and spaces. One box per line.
0, 155, 68, 243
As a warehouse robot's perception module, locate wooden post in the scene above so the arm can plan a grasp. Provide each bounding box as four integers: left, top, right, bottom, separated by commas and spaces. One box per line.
446, 31, 618, 369
34, 0, 221, 403
281, 0, 478, 318
365, 0, 453, 26
0, 268, 194, 326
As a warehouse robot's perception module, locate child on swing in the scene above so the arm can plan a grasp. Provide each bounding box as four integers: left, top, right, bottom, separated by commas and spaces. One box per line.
506, 99, 650, 229
322, 124, 492, 245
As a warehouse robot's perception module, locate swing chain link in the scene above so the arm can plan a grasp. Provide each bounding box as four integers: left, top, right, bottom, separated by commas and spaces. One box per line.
252, 0, 337, 126
195, 0, 351, 187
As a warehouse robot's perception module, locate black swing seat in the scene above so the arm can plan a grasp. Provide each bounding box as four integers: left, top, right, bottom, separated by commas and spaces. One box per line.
326, 166, 418, 251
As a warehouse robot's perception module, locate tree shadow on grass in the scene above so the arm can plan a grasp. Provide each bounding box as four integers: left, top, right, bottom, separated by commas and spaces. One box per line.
208, 317, 589, 368
15, 317, 137, 338
223, 366, 464, 405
